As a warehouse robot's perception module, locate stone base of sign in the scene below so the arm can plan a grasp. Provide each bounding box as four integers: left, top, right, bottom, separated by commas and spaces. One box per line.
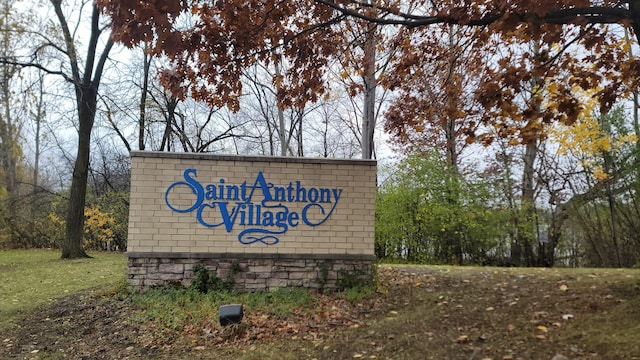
127, 252, 376, 292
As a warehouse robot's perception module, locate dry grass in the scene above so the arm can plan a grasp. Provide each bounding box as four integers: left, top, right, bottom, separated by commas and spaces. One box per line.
1, 255, 639, 360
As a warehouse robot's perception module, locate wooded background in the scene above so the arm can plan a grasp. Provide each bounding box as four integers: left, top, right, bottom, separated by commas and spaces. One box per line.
1, 0, 640, 267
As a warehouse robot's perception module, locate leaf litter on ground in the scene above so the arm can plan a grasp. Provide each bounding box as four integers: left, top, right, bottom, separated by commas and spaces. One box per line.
1, 265, 639, 360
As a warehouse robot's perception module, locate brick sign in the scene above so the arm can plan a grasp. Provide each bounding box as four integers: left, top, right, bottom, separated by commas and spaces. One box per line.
126, 151, 376, 291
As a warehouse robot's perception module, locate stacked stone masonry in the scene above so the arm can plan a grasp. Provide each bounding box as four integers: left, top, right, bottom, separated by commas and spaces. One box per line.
127, 152, 376, 291
128, 255, 374, 291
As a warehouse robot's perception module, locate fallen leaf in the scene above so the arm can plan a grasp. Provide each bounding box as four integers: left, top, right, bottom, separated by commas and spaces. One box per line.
537, 325, 548, 332
456, 335, 469, 343
533, 311, 549, 319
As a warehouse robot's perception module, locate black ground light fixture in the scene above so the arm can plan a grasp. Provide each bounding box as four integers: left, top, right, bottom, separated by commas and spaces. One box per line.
219, 304, 244, 326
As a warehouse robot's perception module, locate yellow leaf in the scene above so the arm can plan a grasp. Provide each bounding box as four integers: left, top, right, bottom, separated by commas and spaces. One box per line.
593, 166, 609, 181
537, 325, 548, 333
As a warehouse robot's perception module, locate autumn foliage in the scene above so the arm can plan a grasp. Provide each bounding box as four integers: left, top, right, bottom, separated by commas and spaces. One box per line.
99, 0, 346, 111
99, 0, 640, 146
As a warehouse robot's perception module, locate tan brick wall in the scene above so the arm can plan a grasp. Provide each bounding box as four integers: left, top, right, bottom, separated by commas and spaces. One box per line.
127, 152, 376, 257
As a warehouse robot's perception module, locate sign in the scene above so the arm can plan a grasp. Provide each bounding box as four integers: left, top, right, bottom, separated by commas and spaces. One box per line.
165, 168, 343, 245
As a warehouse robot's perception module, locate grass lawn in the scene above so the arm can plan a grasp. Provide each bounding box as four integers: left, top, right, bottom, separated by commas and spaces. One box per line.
0, 249, 126, 329
1, 251, 639, 359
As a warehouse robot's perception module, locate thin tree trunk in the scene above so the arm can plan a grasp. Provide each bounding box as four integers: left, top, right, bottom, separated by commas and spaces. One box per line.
31, 74, 45, 226
0, 0, 18, 195
361, 16, 376, 160
160, 96, 178, 151
139, 44, 151, 151
274, 61, 288, 157
297, 112, 303, 156
277, 106, 287, 156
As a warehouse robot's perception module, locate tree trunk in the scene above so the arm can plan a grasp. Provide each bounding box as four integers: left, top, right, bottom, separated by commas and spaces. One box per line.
62, 86, 97, 259
53, 1, 114, 258
31, 74, 45, 237
361, 18, 376, 160
274, 61, 289, 157
510, 139, 537, 266
160, 95, 178, 151
277, 106, 287, 156
296, 111, 304, 156
0, 0, 18, 195
601, 115, 622, 267
139, 44, 151, 151
0, 66, 17, 194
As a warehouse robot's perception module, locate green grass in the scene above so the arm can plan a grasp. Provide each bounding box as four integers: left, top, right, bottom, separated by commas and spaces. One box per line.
131, 286, 317, 334
0, 249, 127, 329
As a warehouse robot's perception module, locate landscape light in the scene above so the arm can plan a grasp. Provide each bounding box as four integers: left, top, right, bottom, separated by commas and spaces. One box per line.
219, 304, 243, 326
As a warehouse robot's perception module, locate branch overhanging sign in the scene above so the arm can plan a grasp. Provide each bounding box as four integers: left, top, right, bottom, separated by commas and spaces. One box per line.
165, 169, 343, 245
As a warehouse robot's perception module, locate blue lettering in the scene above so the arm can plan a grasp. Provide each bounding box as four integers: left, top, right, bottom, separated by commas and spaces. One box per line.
165, 168, 204, 213
308, 188, 319, 203
216, 202, 240, 232
320, 188, 331, 203
226, 185, 239, 200
195, 203, 225, 228
262, 211, 274, 227
302, 201, 339, 227
205, 184, 216, 200
288, 212, 299, 227
275, 209, 289, 231
332, 188, 342, 203
165, 169, 343, 245
247, 172, 273, 202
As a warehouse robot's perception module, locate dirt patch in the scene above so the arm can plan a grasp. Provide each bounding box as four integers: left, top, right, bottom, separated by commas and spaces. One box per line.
1, 266, 639, 360
1, 291, 156, 360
